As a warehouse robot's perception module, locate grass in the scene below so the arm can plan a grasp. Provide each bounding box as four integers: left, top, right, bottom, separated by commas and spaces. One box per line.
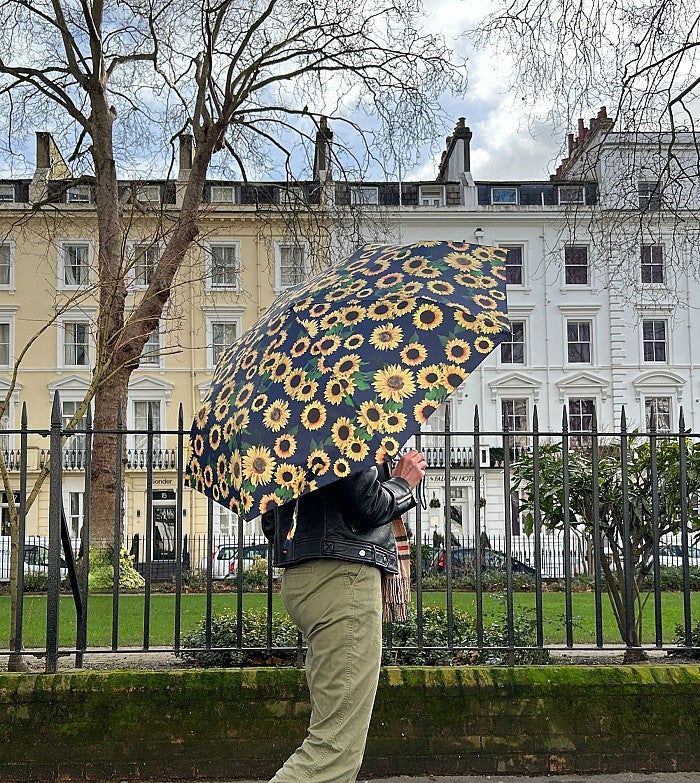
1, 590, 698, 649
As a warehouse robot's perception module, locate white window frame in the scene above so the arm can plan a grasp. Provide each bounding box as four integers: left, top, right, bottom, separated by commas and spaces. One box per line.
61, 398, 89, 454
214, 505, 237, 537
129, 241, 160, 288
135, 184, 161, 204
500, 244, 526, 287
500, 398, 529, 447
57, 309, 94, 370
58, 240, 92, 290
130, 398, 163, 453
350, 186, 379, 206
205, 241, 241, 292
499, 319, 526, 365
0, 242, 14, 292
565, 319, 593, 365
567, 397, 596, 448
66, 185, 91, 204
139, 322, 163, 368
0, 184, 14, 203
418, 185, 445, 207
491, 187, 518, 205
644, 396, 672, 432
210, 185, 237, 204
274, 241, 310, 291
0, 405, 11, 453
638, 181, 662, 211
280, 186, 305, 206
0, 316, 14, 369
205, 312, 242, 369
641, 244, 664, 285
642, 318, 668, 363
558, 185, 585, 205
563, 245, 590, 286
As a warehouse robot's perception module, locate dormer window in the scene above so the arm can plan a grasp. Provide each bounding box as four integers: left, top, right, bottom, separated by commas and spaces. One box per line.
135, 185, 161, 204
418, 185, 445, 207
350, 186, 379, 206
558, 185, 585, 205
491, 187, 518, 205
280, 186, 305, 206
210, 185, 237, 204
67, 185, 91, 203
0, 185, 15, 203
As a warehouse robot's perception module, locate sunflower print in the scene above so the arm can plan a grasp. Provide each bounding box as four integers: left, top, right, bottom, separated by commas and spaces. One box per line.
187, 240, 509, 520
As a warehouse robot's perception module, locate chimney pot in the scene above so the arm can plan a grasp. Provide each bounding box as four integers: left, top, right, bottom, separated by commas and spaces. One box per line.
178, 134, 195, 174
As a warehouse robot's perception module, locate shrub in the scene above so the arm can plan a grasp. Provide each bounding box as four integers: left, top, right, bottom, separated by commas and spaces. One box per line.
642, 565, 700, 591
382, 604, 549, 666
87, 546, 145, 592
671, 619, 700, 658
22, 573, 49, 592
177, 609, 299, 667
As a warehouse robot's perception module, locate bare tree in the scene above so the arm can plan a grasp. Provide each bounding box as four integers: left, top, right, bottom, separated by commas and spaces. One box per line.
0, 0, 464, 541
473, 0, 700, 291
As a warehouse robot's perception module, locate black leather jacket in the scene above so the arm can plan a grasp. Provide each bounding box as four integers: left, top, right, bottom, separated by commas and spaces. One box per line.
262, 466, 416, 574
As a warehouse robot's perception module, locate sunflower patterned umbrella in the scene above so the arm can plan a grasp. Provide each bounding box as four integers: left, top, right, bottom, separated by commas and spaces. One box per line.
186, 241, 510, 519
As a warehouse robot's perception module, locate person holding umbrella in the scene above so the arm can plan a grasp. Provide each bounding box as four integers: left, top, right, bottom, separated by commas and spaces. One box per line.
187, 240, 510, 782
264, 448, 426, 783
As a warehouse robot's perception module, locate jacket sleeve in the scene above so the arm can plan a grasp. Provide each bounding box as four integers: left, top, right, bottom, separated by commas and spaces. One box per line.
335, 466, 416, 532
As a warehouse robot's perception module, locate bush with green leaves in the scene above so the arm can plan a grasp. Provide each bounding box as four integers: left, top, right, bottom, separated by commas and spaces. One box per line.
383, 604, 550, 666
671, 619, 700, 658
87, 546, 145, 592
178, 609, 299, 667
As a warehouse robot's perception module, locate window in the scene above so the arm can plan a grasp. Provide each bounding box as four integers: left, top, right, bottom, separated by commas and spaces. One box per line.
140, 329, 161, 366
643, 319, 667, 362
502, 246, 523, 285
215, 506, 236, 537
62, 243, 90, 287
63, 322, 90, 366
564, 246, 589, 285
567, 320, 591, 363
67, 491, 84, 538
0, 408, 9, 453
500, 320, 525, 364
62, 400, 87, 454
0, 244, 12, 287
639, 182, 662, 211
568, 398, 595, 449
276, 242, 308, 289
645, 397, 671, 432
501, 399, 529, 447
280, 186, 305, 206
419, 186, 444, 206
133, 400, 161, 452
208, 243, 240, 289
641, 245, 664, 284
491, 187, 518, 204
0, 323, 10, 367
133, 244, 159, 286
210, 322, 238, 367
67, 185, 91, 203
0, 184, 14, 202
135, 185, 161, 203
558, 185, 585, 205
350, 186, 379, 206
210, 185, 236, 203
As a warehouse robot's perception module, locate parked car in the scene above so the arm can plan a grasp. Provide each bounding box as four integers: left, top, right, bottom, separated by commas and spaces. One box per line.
200, 542, 276, 580
0, 537, 68, 582
430, 546, 554, 579
657, 544, 700, 568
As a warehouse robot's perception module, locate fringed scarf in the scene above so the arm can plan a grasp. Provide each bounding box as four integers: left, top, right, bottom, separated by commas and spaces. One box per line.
381, 516, 411, 623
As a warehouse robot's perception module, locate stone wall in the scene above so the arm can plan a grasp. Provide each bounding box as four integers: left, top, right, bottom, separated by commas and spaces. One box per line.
0, 666, 699, 780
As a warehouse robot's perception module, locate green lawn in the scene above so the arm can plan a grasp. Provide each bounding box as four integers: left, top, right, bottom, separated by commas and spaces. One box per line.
1, 591, 697, 648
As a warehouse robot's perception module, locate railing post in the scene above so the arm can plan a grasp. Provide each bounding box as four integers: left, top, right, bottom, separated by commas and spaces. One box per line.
45, 391, 62, 673
14, 404, 28, 659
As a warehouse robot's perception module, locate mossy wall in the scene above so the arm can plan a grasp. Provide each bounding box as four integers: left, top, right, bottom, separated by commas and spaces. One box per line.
0, 665, 699, 780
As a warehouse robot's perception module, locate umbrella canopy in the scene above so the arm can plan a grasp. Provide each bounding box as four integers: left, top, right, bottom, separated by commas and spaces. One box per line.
186, 241, 510, 519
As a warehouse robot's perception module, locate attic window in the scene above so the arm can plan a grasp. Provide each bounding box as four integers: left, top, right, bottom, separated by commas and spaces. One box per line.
558, 185, 585, 205
419, 186, 445, 206
280, 186, 305, 206
0, 185, 14, 203
67, 185, 91, 203
491, 187, 518, 205
210, 185, 236, 203
350, 186, 379, 206
135, 185, 161, 204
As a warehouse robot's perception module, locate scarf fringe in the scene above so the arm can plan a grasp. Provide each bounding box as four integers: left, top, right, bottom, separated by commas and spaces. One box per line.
382, 517, 411, 623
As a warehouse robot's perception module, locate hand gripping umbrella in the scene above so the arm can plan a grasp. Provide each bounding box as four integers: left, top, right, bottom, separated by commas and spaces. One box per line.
186, 241, 510, 519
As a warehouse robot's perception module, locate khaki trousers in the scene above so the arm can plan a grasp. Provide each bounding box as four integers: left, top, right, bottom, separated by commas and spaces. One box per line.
270, 558, 382, 783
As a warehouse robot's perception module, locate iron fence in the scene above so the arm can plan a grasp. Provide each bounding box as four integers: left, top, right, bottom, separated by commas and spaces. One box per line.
1, 392, 699, 671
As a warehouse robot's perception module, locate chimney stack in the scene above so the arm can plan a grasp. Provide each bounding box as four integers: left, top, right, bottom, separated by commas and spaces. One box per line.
178, 134, 195, 179
313, 116, 333, 181
437, 117, 473, 181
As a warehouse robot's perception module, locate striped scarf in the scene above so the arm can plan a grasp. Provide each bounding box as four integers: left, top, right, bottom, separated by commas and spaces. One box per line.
381, 516, 411, 623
